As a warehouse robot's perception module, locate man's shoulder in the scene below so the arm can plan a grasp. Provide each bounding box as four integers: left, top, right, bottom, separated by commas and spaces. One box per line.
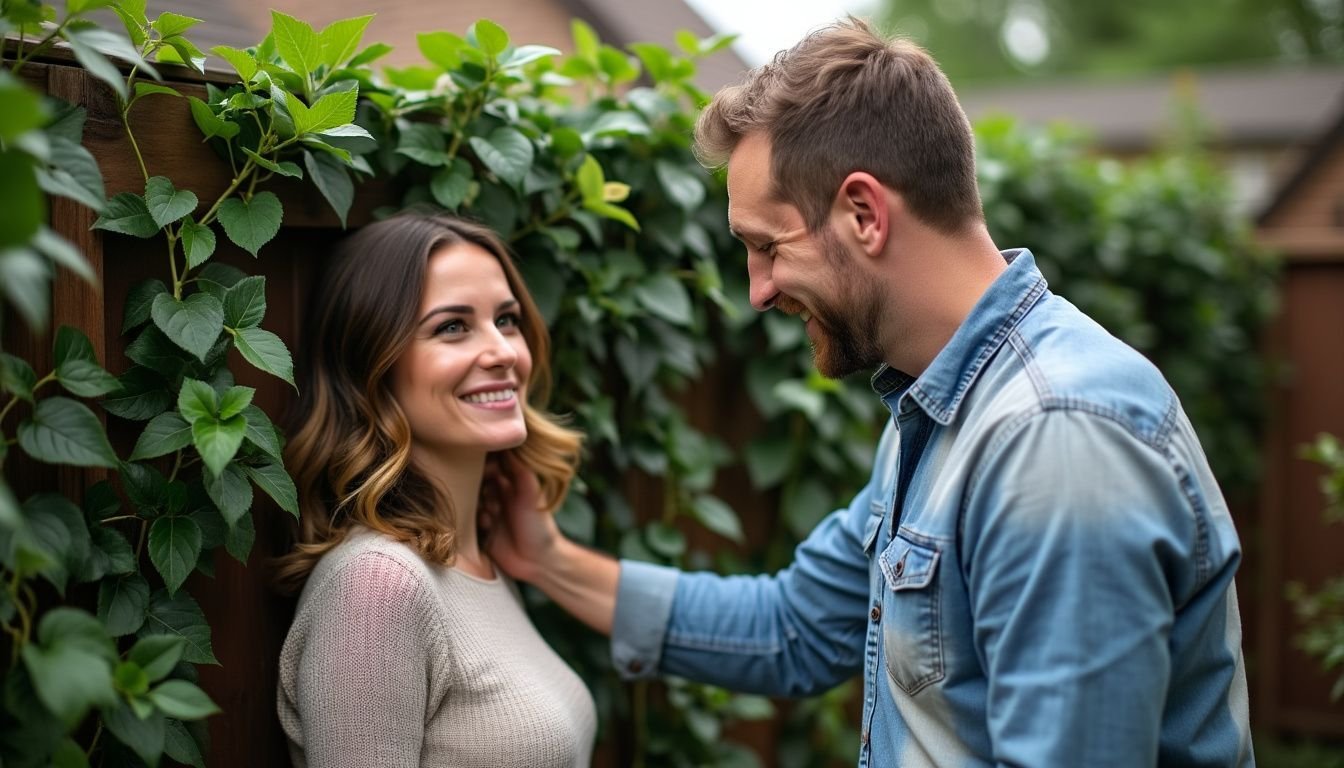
987, 293, 1179, 445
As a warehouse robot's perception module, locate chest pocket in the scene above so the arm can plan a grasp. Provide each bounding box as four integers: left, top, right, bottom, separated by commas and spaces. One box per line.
878, 531, 945, 696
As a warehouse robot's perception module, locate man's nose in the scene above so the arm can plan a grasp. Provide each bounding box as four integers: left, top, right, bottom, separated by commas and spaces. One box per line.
747, 252, 778, 311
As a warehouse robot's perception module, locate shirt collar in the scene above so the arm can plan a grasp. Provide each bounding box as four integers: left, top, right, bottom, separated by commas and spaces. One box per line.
869, 249, 1048, 424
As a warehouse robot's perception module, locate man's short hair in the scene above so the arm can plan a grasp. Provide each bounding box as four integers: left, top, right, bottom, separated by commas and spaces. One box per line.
695, 17, 981, 235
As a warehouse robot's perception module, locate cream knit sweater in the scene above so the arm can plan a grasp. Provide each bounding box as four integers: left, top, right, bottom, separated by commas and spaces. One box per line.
277, 528, 597, 767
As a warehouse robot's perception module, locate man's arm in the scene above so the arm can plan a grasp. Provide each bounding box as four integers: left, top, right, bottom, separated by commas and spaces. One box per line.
488, 447, 882, 697
963, 409, 1197, 765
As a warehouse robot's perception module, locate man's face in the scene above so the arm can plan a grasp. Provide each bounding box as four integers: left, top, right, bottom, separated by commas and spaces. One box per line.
726, 134, 884, 378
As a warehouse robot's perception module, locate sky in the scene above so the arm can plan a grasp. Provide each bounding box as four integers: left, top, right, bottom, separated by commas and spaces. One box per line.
682, 0, 876, 66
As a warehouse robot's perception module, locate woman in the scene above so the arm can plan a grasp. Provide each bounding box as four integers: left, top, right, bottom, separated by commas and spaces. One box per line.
276, 212, 596, 768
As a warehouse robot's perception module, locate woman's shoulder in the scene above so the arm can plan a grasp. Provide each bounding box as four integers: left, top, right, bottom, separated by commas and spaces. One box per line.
301, 528, 441, 608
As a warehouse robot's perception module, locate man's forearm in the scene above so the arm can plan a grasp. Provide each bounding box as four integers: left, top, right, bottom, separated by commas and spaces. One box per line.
528, 538, 621, 635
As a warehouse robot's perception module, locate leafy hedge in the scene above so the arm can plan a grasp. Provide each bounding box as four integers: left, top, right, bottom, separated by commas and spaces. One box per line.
0, 3, 1274, 767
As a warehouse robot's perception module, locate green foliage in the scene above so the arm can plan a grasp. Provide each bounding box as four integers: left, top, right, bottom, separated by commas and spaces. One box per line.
877, 0, 1344, 82
1287, 434, 1344, 702
0, 5, 1278, 767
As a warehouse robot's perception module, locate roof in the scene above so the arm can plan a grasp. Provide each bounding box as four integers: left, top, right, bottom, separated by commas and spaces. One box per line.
1257, 107, 1344, 223
957, 66, 1344, 151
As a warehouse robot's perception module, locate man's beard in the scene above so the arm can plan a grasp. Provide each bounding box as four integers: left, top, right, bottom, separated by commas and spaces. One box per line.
782, 229, 885, 379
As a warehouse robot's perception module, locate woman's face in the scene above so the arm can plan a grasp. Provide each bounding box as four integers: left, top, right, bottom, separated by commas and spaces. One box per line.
390, 242, 532, 462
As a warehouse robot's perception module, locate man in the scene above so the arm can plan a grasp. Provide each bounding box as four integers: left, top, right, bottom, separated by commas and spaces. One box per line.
489, 17, 1253, 766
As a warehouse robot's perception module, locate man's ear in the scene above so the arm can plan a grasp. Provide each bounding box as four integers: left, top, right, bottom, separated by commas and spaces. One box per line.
833, 172, 889, 258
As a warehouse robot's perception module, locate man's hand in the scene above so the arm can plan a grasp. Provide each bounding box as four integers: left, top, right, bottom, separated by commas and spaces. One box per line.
480, 450, 621, 635
481, 452, 561, 584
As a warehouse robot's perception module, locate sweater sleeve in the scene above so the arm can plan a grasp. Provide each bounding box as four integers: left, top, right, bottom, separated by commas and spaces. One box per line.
292, 550, 447, 768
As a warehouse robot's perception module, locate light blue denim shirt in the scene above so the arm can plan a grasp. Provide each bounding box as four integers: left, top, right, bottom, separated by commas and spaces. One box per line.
612, 250, 1253, 766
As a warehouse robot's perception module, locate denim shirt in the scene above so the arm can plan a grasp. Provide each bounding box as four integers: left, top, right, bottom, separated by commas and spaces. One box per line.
611, 250, 1253, 766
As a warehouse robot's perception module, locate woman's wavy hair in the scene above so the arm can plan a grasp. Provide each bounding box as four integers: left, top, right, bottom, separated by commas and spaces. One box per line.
275, 212, 581, 591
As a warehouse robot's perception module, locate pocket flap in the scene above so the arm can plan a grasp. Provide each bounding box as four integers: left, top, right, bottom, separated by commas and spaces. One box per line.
879, 534, 939, 591
862, 511, 883, 554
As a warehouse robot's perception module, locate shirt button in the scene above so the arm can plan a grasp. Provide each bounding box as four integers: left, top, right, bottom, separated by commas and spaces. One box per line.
628, 659, 645, 674
894, 555, 906, 577
870, 605, 882, 622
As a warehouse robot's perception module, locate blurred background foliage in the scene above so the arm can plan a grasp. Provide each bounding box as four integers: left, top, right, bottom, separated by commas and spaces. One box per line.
874, 0, 1344, 82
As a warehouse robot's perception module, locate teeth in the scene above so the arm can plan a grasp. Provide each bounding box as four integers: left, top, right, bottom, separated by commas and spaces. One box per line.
461, 388, 515, 404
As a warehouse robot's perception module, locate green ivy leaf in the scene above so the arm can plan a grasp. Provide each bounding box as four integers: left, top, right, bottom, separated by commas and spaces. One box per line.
186, 96, 239, 141
50, 739, 89, 768
645, 521, 686, 558
634, 274, 691, 325
303, 149, 353, 227
129, 411, 193, 461
470, 18, 509, 57
104, 366, 172, 421
206, 463, 253, 527
140, 589, 217, 665
179, 218, 215, 270
233, 326, 295, 387
122, 279, 169, 334
417, 30, 466, 70
242, 460, 299, 517
192, 414, 246, 479
54, 324, 95, 365
40, 135, 107, 213
655, 159, 706, 211
101, 700, 166, 767
98, 573, 151, 636
395, 123, 448, 167
18, 397, 119, 468
22, 627, 117, 727
217, 191, 282, 257
88, 525, 136, 577
290, 88, 357, 136
744, 439, 792, 490
129, 634, 186, 683
691, 494, 744, 543
1, 352, 37, 402
319, 14, 374, 69
224, 511, 255, 564
150, 292, 224, 362
217, 386, 254, 420
176, 378, 216, 424
157, 35, 208, 74
93, 192, 160, 238
469, 126, 533, 189
164, 718, 206, 768
150, 11, 201, 39
222, 275, 266, 329
503, 44, 561, 68
240, 405, 282, 459
348, 41, 393, 68
430, 158, 472, 210
210, 45, 257, 82
148, 516, 202, 595
271, 10, 320, 80
57, 360, 119, 398
583, 199, 640, 232
143, 177, 198, 228
125, 327, 189, 380
147, 680, 220, 721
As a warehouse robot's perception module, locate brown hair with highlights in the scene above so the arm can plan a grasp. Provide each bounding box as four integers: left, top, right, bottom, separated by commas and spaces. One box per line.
695, 17, 981, 234
274, 212, 581, 591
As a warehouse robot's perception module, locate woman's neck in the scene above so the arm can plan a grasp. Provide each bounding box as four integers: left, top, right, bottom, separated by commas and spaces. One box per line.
408, 446, 489, 567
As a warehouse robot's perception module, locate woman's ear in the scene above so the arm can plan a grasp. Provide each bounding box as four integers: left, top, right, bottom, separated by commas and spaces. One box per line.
833, 171, 889, 259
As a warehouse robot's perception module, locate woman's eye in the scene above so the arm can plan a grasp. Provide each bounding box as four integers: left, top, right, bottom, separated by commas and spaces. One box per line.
497, 312, 521, 329
434, 319, 466, 336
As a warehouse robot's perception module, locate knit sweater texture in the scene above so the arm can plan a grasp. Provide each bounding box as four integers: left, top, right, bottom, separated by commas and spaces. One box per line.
278, 528, 597, 767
